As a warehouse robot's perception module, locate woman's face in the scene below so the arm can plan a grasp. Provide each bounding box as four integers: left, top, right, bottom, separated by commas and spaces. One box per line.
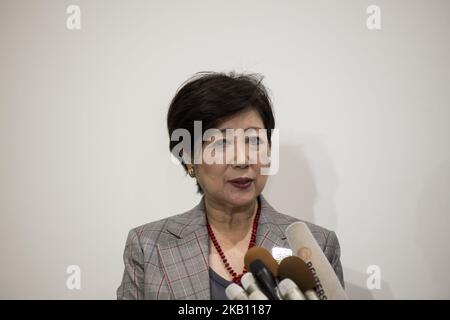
194, 108, 270, 208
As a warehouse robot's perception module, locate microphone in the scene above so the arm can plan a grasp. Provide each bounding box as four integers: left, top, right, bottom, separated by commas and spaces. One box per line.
244, 246, 279, 278
278, 256, 319, 300
249, 260, 280, 300
278, 278, 306, 300
225, 283, 249, 300
241, 272, 264, 296
285, 222, 348, 300
248, 290, 269, 300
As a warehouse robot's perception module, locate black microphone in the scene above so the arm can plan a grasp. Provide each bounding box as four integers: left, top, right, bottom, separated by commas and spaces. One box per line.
249, 259, 279, 300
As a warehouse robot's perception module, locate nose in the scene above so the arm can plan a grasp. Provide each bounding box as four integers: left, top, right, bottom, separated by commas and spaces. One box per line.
231, 137, 250, 168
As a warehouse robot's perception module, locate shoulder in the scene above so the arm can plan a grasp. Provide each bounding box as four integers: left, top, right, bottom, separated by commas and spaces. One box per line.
259, 194, 337, 247
261, 198, 344, 287
266, 210, 336, 247
126, 204, 202, 248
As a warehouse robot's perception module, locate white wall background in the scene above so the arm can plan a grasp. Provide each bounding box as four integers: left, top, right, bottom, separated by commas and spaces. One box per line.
1, 0, 449, 299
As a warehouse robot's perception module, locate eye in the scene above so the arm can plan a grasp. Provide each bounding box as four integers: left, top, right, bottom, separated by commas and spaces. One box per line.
247, 136, 262, 145
216, 138, 230, 147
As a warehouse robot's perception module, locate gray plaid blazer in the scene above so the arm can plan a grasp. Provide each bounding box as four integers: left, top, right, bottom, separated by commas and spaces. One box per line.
117, 194, 344, 300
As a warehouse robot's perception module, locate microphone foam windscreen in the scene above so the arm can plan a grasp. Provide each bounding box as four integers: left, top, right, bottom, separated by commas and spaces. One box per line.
278, 255, 316, 291
244, 246, 279, 277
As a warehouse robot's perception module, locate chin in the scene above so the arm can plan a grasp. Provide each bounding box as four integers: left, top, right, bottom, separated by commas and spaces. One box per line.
224, 188, 257, 207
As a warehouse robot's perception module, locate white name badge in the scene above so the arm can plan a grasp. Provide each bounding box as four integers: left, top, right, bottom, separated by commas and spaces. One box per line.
271, 247, 293, 263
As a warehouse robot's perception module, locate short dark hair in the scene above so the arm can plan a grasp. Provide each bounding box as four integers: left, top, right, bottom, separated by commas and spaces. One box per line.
167, 71, 275, 194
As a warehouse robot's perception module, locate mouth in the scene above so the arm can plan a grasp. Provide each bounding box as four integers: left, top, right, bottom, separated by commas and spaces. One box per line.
228, 177, 254, 189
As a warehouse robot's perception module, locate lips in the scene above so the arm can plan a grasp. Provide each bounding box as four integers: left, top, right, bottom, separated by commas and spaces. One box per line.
228, 177, 254, 189
229, 177, 254, 184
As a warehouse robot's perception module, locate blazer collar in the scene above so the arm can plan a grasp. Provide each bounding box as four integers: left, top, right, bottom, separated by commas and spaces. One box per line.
158, 194, 290, 300
166, 193, 288, 242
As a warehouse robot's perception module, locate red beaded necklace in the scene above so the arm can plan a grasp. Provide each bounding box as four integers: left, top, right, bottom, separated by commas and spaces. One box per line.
206, 197, 261, 285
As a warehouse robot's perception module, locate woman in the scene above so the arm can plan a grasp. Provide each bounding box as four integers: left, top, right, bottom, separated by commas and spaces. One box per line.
117, 71, 344, 300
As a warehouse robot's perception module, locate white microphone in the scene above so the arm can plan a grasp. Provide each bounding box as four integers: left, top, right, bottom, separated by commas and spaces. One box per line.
248, 291, 269, 300
241, 273, 269, 300
241, 273, 260, 294
304, 289, 320, 300
225, 283, 249, 300
278, 278, 306, 300
285, 222, 348, 300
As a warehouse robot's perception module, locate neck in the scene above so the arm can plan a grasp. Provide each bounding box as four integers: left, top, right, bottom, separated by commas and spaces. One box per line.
205, 196, 258, 235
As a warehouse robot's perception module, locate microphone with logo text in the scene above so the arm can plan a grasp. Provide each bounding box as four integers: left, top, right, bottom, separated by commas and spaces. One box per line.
285, 222, 348, 300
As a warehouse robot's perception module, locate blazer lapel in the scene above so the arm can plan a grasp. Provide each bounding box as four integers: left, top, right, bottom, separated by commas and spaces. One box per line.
256, 194, 291, 250
157, 198, 211, 300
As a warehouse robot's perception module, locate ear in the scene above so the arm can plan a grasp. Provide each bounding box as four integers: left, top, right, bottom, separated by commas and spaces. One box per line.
180, 149, 192, 166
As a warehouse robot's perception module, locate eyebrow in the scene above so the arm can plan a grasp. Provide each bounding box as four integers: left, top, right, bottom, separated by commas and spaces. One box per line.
218, 126, 264, 133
